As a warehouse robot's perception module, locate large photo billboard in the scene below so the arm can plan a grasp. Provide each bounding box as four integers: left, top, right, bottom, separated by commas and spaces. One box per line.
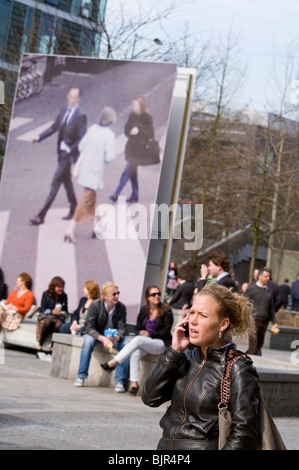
0, 55, 177, 322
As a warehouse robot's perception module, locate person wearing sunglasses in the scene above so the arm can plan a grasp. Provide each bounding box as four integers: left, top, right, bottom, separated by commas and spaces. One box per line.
74, 282, 129, 392
101, 285, 173, 395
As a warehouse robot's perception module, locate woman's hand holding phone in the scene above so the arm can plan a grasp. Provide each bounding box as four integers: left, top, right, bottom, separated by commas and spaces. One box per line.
172, 316, 190, 354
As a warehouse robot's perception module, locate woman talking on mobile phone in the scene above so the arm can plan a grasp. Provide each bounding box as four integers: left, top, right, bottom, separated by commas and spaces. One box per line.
142, 283, 261, 450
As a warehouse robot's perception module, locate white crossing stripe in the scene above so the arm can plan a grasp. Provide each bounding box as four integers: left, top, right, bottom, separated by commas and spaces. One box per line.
16, 121, 54, 142
102, 198, 146, 309
34, 208, 78, 312
0, 211, 10, 263
9, 117, 33, 131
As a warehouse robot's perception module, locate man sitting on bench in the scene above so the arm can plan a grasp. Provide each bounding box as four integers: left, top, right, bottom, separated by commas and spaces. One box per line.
73, 282, 129, 393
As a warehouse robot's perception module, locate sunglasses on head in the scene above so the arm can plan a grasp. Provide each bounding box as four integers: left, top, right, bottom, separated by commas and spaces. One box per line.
112, 291, 120, 296
149, 292, 161, 297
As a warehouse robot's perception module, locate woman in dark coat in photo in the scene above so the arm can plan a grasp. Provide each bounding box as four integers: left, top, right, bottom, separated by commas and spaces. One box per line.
110, 95, 155, 203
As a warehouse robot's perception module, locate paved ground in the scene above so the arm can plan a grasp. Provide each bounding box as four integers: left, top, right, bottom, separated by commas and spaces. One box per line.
0, 347, 298, 450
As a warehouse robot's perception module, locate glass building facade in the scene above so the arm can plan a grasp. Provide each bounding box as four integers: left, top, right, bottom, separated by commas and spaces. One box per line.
0, 0, 107, 161
0, 0, 107, 63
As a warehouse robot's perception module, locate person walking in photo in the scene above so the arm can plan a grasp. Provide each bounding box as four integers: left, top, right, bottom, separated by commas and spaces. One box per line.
197, 251, 237, 292
142, 283, 260, 450
110, 95, 155, 204
73, 282, 129, 393
30, 86, 87, 225
245, 268, 278, 355
64, 107, 117, 244
101, 286, 173, 396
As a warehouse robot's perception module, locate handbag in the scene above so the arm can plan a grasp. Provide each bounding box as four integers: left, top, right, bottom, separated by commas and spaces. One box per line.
218, 349, 287, 450
139, 138, 160, 166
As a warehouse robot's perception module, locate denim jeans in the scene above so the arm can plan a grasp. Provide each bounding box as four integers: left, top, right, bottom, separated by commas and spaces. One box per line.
114, 161, 138, 198
59, 322, 71, 334
59, 322, 83, 335
77, 334, 129, 385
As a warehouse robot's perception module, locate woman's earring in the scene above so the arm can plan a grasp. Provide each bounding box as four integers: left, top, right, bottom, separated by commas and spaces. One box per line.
218, 330, 222, 339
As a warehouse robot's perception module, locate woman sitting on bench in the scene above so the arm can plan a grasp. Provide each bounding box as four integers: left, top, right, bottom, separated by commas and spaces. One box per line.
101, 285, 173, 395
37, 276, 68, 351
0, 272, 34, 331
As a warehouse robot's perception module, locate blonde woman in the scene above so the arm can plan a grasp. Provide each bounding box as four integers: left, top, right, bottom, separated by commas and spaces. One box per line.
142, 283, 260, 450
65, 107, 117, 244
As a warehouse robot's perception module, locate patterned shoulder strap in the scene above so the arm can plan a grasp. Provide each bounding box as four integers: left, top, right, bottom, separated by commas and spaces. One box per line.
219, 350, 250, 407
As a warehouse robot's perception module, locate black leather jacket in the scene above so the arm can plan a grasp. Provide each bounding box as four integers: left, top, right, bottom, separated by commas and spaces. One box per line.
142, 344, 260, 450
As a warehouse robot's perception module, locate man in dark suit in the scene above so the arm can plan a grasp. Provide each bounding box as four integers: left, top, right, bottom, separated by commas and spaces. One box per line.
30, 86, 87, 225
196, 251, 238, 292
168, 275, 195, 309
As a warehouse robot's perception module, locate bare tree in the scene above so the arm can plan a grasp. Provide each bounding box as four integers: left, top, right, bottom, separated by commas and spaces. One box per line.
176, 24, 247, 280
264, 42, 299, 267
98, 0, 192, 60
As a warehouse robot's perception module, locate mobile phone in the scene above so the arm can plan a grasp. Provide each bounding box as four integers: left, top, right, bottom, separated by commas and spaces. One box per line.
183, 321, 189, 338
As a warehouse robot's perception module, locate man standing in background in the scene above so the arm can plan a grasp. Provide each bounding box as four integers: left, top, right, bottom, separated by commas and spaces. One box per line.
245, 268, 278, 355
291, 275, 299, 312
197, 251, 238, 292
168, 273, 195, 309
263, 267, 281, 313
279, 279, 291, 310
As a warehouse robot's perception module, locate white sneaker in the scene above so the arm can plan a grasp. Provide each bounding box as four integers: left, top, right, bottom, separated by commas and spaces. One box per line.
73, 377, 85, 387
114, 382, 125, 393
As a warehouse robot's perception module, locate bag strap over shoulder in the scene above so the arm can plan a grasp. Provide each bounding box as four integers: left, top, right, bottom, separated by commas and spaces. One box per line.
219, 349, 287, 450
220, 349, 250, 407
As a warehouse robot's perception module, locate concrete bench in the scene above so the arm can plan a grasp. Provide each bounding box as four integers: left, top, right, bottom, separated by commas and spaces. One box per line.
49, 308, 183, 389
50, 333, 160, 393
50, 331, 299, 416
1, 316, 51, 352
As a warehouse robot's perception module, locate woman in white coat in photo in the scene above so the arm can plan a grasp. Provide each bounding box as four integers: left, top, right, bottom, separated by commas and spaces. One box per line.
64, 107, 117, 244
